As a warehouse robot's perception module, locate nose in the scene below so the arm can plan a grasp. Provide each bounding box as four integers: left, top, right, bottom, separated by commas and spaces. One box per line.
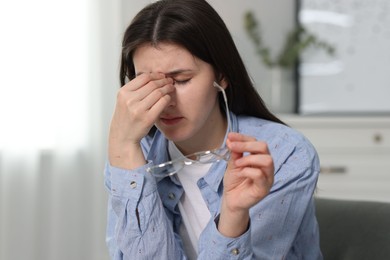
166, 82, 176, 107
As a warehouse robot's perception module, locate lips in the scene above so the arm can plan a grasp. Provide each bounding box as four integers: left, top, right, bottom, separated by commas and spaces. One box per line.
160, 115, 184, 126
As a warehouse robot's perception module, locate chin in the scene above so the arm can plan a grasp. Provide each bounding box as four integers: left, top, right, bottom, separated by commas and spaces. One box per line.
163, 132, 190, 143
157, 126, 193, 143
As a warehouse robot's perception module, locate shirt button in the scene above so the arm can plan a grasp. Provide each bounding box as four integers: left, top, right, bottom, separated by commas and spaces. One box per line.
231, 248, 240, 255
168, 193, 176, 200
130, 181, 137, 189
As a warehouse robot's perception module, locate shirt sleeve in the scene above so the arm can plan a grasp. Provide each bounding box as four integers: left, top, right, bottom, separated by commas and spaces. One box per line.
198, 215, 253, 259
104, 162, 186, 260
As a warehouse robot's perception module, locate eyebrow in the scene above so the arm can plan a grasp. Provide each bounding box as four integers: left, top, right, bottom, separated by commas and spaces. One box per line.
135, 69, 194, 77
165, 69, 194, 77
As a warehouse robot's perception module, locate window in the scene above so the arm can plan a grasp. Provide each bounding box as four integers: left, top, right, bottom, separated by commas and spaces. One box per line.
0, 1, 90, 149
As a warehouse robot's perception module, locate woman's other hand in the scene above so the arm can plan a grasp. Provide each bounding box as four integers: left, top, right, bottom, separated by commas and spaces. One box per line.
218, 132, 274, 237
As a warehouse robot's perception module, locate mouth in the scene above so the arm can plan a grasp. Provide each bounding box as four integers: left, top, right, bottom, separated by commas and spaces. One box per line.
160, 116, 184, 126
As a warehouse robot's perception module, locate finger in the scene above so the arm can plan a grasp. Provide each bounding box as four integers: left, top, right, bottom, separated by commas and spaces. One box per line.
138, 83, 175, 111
227, 132, 266, 154
146, 94, 172, 124
125, 85, 173, 129
132, 78, 174, 102
115, 78, 173, 114
226, 138, 243, 163
137, 78, 175, 103
123, 73, 166, 91
228, 140, 269, 155
235, 167, 270, 181
226, 140, 243, 173
235, 154, 274, 169
234, 168, 274, 192
227, 132, 256, 142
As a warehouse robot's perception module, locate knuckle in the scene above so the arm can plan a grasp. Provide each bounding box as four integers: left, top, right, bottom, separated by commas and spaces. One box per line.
117, 88, 133, 104
130, 107, 142, 118
263, 155, 274, 166
116, 88, 126, 99
125, 98, 137, 110
158, 87, 168, 97
154, 88, 164, 97
149, 79, 159, 88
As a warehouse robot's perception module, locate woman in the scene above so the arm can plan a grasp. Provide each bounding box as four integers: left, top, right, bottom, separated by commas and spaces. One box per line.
105, 0, 322, 259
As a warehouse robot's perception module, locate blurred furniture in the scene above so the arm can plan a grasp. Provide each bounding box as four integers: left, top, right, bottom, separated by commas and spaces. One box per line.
315, 198, 390, 260
283, 115, 390, 203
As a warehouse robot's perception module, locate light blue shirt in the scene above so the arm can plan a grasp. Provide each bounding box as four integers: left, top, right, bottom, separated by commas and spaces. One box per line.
105, 113, 322, 259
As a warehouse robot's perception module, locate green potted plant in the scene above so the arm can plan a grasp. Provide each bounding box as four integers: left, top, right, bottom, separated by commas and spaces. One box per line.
243, 11, 335, 112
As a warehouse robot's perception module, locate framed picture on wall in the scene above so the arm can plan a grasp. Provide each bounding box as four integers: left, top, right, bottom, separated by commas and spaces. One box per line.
296, 0, 390, 115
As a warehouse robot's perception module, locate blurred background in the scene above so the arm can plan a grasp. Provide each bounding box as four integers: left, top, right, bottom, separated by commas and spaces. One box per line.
0, 0, 388, 259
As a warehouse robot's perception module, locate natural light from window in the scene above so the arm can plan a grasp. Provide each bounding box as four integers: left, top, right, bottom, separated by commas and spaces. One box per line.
0, 1, 89, 150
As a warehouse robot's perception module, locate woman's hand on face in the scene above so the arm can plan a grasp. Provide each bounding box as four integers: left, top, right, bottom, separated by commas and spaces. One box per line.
223, 132, 274, 212
108, 73, 175, 169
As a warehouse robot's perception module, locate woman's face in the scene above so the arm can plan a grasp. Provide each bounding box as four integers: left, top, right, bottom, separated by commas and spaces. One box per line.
133, 42, 227, 153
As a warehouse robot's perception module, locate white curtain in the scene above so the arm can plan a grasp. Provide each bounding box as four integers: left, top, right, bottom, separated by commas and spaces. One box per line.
0, 1, 122, 259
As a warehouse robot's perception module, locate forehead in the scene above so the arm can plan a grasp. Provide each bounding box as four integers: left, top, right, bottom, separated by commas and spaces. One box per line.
133, 42, 200, 74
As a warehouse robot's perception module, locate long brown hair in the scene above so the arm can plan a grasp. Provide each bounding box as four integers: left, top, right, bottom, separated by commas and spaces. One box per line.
120, 0, 285, 130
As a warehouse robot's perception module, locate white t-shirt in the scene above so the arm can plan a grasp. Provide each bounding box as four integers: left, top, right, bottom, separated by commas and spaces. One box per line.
168, 141, 212, 260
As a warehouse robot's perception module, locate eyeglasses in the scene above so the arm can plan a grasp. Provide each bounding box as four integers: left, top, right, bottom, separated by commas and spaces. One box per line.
146, 82, 232, 178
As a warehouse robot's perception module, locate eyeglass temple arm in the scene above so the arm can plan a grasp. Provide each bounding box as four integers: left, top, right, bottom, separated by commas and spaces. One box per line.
213, 81, 232, 133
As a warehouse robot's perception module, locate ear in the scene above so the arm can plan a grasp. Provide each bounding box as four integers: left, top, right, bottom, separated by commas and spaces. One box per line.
218, 75, 229, 89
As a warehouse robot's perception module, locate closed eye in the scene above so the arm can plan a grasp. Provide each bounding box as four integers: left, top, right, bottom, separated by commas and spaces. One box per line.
174, 78, 191, 85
